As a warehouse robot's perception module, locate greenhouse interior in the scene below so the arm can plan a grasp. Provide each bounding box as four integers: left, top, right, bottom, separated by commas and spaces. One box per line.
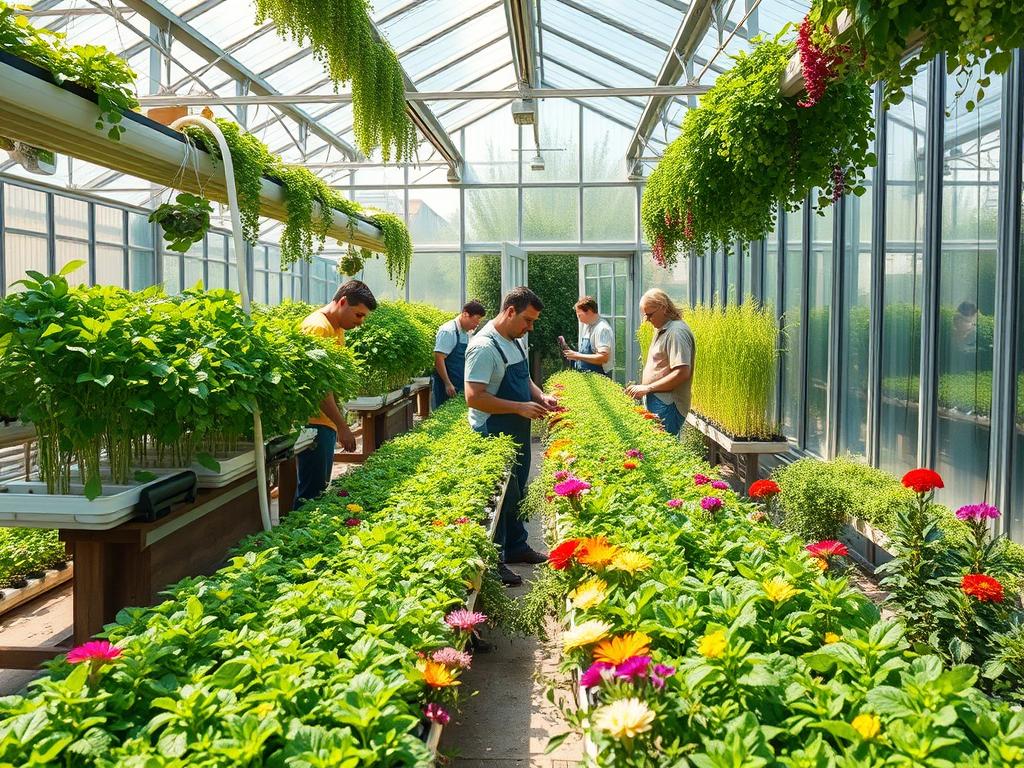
1, 0, 1024, 765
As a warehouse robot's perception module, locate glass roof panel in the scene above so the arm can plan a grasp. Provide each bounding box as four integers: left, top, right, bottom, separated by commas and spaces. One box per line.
415, 41, 512, 91
398, 5, 508, 75
544, 32, 654, 87
578, 0, 681, 46
543, 0, 666, 66
379, 0, 495, 52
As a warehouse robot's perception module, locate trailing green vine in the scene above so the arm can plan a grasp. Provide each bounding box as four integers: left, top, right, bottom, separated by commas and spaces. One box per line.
253, 0, 418, 161
369, 210, 412, 288
148, 193, 212, 253
641, 33, 873, 266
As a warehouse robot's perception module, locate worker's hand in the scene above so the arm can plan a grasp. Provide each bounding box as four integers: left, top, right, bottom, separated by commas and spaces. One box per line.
337, 422, 357, 452
539, 393, 559, 410
625, 383, 650, 400
516, 401, 550, 420
445, 382, 457, 397
563, 349, 580, 361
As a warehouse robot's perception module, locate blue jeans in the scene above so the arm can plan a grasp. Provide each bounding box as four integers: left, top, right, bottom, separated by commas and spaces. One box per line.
295, 425, 337, 507
646, 395, 684, 436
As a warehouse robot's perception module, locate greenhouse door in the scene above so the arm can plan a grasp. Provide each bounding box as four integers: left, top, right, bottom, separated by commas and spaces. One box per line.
579, 256, 633, 385
501, 242, 529, 345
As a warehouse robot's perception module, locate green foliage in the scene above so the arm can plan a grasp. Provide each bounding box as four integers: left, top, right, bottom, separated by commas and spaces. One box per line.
683, 301, 780, 439
641, 33, 873, 263
369, 211, 413, 289
253, 0, 416, 161
636, 320, 654, 366
775, 457, 856, 541
0, 528, 67, 588
148, 193, 212, 253
525, 254, 579, 381
0, 403, 518, 766
342, 301, 434, 395
466, 254, 502, 318
0, 3, 138, 139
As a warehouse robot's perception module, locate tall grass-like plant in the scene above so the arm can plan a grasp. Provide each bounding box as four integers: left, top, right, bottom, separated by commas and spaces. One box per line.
683, 301, 780, 439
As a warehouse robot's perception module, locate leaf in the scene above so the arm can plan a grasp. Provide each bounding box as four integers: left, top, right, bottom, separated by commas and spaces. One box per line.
544, 732, 572, 754
39, 322, 63, 338
83, 474, 102, 501
196, 452, 221, 473
58, 259, 87, 277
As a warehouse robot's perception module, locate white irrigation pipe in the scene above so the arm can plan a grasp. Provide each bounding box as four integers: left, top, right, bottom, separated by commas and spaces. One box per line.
170, 115, 273, 534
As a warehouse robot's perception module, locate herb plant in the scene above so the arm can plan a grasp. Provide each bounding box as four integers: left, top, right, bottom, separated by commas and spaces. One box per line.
148, 193, 213, 253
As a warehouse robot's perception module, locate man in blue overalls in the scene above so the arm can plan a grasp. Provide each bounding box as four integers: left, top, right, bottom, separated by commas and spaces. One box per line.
562, 295, 614, 378
466, 287, 557, 587
432, 300, 486, 408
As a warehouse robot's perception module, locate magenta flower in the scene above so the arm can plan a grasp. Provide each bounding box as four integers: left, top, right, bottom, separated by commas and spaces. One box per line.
711, 480, 729, 491
580, 661, 614, 688
67, 640, 122, 665
651, 663, 676, 690
554, 470, 570, 481
615, 655, 652, 681
344, 517, 361, 527
431, 647, 472, 669
424, 702, 451, 725
337, 489, 350, 498
445, 609, 487, 633
554, 476, 591, 498
693, 473, 711, 485
955, 503, 1000, 521
454, 516, 471, 525
666, 499, 683, 509
700, 496, 723, 512
625, 449, 644, 459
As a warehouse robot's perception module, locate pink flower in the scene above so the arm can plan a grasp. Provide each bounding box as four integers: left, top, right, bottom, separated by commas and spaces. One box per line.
431, 647, 472, 669
625, 449, 644, 459
554, 476, 591, 498
345, 518, 361, 527
454, 517, 471, 525
580, 661, 614, 688
956, 503, 1000, 521
700, 496, 723, 512
711, 481, 729, 491
424, 702, 450, 725
666, 499, 683, 509
554, 470, 570, 481
805, 540, 848, 558
651, 663, 676, 690
614, 655, 652, 681
445, 609, 487, 633
67, 640, 122, 665
337, 489, 350, 498
693, 473, 711, 486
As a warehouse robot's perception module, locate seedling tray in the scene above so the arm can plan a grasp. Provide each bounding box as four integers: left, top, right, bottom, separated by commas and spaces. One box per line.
0, 475, 171, 529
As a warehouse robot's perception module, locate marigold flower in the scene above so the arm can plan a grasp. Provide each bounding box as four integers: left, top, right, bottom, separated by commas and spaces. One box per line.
423, 702, 450, 724
642, 412, 657, 420
623, 461, 638, 470
344, 518, 361, 527
805, 540, 848, 558
749, 479, 781, 499
824, 632, 841, 644
710, 480, 729, 491
700, 496, 723, 512
812, 557, 828, 571
549, 539, 583, 570
562, 619, 613, 652
614, 655, 652, 681
67, 640, 122, 665
554, 476, 591, 498
569, 577, 609, 610
431, 647, 472, 669
432, 520, 445, 526
608, 550, 653, 575
962, 573, 1004, 603
445, 609, 487, 632
346, 503, 363, 514
545, 438, 573, 458
851, 713, 881, 740
901, 468, 944, 494
956, 503, 1000, 521
576, 537, 621, 570
698, 630, 728, 659
593, 698, 655, 741
418, 659, 460, 688
579, 660, 614, 688
593, 632, 652, 665
763, 577, 799, 604
666, 498, 683, 509
693, 473, 711, 485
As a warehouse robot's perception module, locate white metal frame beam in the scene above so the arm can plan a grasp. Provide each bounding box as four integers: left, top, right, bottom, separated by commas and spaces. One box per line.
504, 0, 538, 88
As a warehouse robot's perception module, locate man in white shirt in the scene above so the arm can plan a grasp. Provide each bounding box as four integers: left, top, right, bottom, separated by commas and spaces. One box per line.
562, 295, 614, 378
432, 300, 486, 408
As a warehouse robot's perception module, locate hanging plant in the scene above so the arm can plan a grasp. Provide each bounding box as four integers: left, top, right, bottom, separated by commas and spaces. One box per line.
368, 210, 412, 288
253, 0, 418, 161
795, 14, 852, 108
641, 33, 873, 267
812, 0, 1023, 108
149, 193, 212, 253
338, 246, 368, 277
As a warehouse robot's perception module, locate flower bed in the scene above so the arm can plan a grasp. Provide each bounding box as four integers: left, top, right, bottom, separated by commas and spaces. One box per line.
0, 402, 516, 765
0, 527, 68, 589
532, 372, 1022, 765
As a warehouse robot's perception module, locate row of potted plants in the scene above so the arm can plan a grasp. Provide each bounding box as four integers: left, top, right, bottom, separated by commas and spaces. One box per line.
0, 402, 516, 766
0, 528, 67, 591
531, 372, 1023, 765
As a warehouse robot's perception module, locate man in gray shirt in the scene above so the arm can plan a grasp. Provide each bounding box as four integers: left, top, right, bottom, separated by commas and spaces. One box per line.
465, 287, 557, 585
626, 288, 695, 436
563, 295, 614, 377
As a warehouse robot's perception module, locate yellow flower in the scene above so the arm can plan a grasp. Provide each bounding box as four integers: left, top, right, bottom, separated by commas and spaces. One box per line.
762, 577, 800, 604
562, 620, 613, 652
545, 438, 573, 458
417, 659, 460, 688
346, 503, 363, 514
813, 556, 828, 572
593, 697, 655, 741
593, 632, 652, 665
851, 713, 881, 740
569, 578, 608, 610
577, 537, 621, 570
824, 632, 841, 644
698, 630, 728, 659
608, 550, 653, 575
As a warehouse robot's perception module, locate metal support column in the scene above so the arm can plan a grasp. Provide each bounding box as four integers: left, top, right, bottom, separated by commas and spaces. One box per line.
798, 197, 811, 448
867, 82, 887, 467
827, 192, 845, 459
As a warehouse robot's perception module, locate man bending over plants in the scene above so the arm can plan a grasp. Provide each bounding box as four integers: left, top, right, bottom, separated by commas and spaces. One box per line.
295, 280, 377, 505
466, 286, 557, 586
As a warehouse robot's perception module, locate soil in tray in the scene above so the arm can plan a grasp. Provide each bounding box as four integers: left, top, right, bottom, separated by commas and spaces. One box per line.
691, 412, 786, 443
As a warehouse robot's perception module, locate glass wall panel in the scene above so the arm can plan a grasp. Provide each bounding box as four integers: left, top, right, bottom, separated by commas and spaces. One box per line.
94, 205, 123, 243
839, 166, 874, 456
521, 100, 579, 183
358, 256, 405, 302
95, 244, 125, 287
4, 232, 47, 292
409, 252, 461, 311
464, 107, 519, 184
207, 234, 227, 290
408, 187, 459, 245
54, 239, 88, 283
4, 185, 46, 232
781, 206, 804, 438
163, 254, 181, 294
354, 189, 404, 219
879, 65, 928, 475
934, 62, 1000, 507
641, 256, 689, 309
465, 253, 501, 316
54, 196, 88, 240
465, 188, 517, 242
130, 250, 155, 290
129, 213, 153, 248
523, 188, 578, 242
726, 245, 739, 304
741, 243, 753, 302
1015, 171, 1024, 543
583, 107, 632, 182
583, 187, 636, 242
764, 212, 781, 313
806, 203, 833, 454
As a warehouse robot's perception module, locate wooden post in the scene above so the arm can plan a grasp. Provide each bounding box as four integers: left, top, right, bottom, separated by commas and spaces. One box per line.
417, 386, 431, 419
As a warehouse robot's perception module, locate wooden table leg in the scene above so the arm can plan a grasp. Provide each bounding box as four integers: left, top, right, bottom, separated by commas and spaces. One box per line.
417, 387, 430, 419
744, 454, 760, 495
277, 457, 297, 517
71, 540, 109, 644
360, 412, 376, 456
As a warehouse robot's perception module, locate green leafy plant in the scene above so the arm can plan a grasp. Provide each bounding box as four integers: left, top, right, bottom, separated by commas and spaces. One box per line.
253, 0, 417, 161
368, 210, 413, 288
0, 528, 68, 588
148, 193, 213, 253
344, 300, 434, 395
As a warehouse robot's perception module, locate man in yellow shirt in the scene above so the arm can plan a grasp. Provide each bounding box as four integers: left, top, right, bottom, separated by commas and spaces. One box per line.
295, 279, 377, 505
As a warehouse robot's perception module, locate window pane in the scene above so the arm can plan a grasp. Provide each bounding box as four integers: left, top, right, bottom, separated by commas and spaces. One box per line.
95, 244, 124, 287
408, 187, 459, 245
95, 205, 123, 244
805, 203, 832, 454
409, 252, 460, 311
129, 213, 154, 248
879, 65, 928, 475
726, 245, 739, 305
583, 187, 636, 242
1015, 151, 1024, 544
934, 61, 999, 508
354, 189, 405, 219
523, 188, 578, 242
4, 232, 47, 293
253, 270, 268, 303
583, 107, 632, 182
356, 256, 405, 302
268, 272, 281, 305
184, 257, 204, 290
641, 255, 689, 309
741, 243, 753, 302
521, 100, 579, 183
466, 188, 517, 242
54, 196, 88, 240
4, 185, 47, 233
55, 239, 89, 284
781, 206, 804, 438
130, 250, 156, 290
464, 107, 519, 184
465, 253, 502, 317
763, 212, 780, 313
163, 254, 181, 294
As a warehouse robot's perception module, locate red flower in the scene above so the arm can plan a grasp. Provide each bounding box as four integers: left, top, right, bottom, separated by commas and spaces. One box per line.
623, 461, 638, 470
962, 573, 1004, 603
805, 540, 848, 558
549, 539, 583, 570
432, 520, 445, 526
901, 468, 944, 494
749, 479, 781, 499
344, 518, 361, 527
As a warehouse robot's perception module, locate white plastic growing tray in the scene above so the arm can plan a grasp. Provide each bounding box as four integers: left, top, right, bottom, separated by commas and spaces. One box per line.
0, 476, 166, 530
345, 384, 413, 411
0, 421, 35, 449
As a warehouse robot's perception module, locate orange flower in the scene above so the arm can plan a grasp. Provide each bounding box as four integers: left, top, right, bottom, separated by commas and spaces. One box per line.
418, 659, 460, 688
593, 632, 652, 665
545, 438, 573, 458
576, 537, 621, 570
623, 461, 638, 470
